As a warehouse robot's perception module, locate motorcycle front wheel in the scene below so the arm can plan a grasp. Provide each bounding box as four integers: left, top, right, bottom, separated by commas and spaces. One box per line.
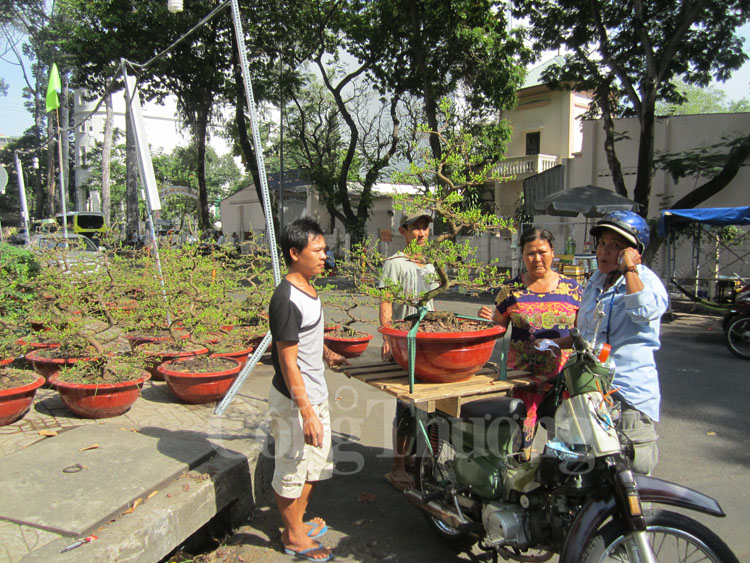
725, 315, 750, 360
416, 424, 477, 552
582, 509, 739, 563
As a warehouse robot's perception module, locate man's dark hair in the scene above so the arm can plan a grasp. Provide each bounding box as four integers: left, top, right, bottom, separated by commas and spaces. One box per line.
280, 217, 325, 265
519, 227, 555, 251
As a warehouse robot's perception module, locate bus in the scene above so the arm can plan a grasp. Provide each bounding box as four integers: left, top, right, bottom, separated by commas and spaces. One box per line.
54, 212, 107, 244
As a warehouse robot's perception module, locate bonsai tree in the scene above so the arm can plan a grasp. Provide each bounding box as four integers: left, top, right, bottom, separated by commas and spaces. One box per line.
349, 99, 516, 327
0, 242, 40, 365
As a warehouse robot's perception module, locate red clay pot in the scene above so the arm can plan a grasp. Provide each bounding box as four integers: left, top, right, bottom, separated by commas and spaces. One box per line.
0, 373, 45, 426
210, 342, 259, 366
324, 332, 373, 358
158, 357, 243, 404
25, 349, 96, 383
48, 370, 150, 419
124, 328, 189, 349
135, 342, 209, 381
378, 321, 506, 383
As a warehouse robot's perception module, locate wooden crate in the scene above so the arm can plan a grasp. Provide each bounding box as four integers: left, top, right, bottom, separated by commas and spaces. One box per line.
342, 361, 535, 417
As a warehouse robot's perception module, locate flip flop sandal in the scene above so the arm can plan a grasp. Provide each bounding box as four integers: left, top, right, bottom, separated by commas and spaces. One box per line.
283, 540, 332, 562
304, 520, 328, 539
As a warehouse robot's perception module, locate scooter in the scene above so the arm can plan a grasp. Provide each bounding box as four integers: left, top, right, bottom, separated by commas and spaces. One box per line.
723, 284, 750, 360
405, 323, 738, 562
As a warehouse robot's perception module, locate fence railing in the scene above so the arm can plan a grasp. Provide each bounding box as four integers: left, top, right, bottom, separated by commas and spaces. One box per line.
496, 154, 558, 178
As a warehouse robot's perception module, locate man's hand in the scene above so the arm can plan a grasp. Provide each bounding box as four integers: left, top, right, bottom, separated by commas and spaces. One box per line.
323, 346, 349, 369
301, 408, 324, 447
381, 339, 393, 361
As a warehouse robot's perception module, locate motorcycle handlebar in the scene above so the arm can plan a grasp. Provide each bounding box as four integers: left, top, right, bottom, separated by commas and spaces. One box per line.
570, 328, 587, 352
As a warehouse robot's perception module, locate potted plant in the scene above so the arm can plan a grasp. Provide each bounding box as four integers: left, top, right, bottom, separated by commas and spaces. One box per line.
321, 294, 374, 359
47, 357, 150, 418
136, 237, 274, 395
349, 99, 514, 383
0, 362, 46, 426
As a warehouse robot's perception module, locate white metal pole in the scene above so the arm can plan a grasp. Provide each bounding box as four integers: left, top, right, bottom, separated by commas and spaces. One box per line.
215, 0, 283, 415
13, 152, 31, 247
55, 108, 69, 238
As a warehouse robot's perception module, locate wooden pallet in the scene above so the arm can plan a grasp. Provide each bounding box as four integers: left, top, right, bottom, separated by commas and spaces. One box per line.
341, 361, 536, 417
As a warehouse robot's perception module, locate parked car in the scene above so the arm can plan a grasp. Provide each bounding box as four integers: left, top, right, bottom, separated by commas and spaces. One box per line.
28, 233, 102, 272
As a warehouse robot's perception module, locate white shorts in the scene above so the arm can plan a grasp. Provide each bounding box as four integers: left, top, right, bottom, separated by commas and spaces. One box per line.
268, 385, 333, 499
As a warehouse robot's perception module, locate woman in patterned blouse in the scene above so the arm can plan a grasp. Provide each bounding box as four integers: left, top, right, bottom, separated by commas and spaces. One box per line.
479, 227, 582, 458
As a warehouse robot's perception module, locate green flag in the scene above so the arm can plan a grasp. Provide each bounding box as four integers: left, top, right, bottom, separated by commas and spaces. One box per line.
46, 63, 61, 113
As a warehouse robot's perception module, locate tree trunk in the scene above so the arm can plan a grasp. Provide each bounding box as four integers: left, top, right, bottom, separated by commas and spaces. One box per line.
195, 106, 210, 232
125, 97, 139, 237
596, 83, 628, 197
633, 95, 656, 218
101, 92, 113, 226
407, 0, 441, 163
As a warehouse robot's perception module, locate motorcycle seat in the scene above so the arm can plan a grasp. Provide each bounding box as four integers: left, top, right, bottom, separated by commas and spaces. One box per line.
460, 396, 526, 423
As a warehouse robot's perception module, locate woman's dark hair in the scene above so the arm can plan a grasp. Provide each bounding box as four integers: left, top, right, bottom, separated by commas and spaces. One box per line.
280, 217, 325, 265
519, 227, 554, 251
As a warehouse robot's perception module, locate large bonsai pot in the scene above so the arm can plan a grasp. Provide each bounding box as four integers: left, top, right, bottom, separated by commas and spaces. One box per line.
136, 341, 209, 381
157, 356, 243, 404
0, 373, 45, 426
25, 348, 95, 383
48, 370, 150, 419
324, 331, 373, 358
378, 321, 506, 383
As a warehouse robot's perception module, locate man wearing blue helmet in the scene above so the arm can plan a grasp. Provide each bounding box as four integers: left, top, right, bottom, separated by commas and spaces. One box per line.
576, 211, 668, 474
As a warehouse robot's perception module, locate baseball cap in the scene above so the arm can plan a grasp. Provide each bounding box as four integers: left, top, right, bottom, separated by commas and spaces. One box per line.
399, 210, 433, 227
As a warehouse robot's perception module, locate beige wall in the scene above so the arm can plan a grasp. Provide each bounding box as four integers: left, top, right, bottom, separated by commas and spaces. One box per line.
504, 87, 592, 160
567, 113, 750, 217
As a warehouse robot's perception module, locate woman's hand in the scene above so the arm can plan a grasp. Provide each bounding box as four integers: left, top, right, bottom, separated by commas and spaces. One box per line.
618, 247, 642, 272
478, 305, 494, 320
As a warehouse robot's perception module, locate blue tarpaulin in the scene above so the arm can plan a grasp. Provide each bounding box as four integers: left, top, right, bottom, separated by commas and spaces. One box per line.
658, 207, 750, 238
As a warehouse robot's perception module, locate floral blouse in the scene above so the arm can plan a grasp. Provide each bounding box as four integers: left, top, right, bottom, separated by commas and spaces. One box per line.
495, 276, 582, 377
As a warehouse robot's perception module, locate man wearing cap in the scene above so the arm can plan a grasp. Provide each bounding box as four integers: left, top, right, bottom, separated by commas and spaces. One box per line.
378, 210, 438, 490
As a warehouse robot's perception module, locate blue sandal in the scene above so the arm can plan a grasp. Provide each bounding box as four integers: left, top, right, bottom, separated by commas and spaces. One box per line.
304, 520, 328, 539
283, 540, 331, 562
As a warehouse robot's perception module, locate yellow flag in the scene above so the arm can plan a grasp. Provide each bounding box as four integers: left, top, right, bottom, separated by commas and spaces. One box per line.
46, 63, 61, 113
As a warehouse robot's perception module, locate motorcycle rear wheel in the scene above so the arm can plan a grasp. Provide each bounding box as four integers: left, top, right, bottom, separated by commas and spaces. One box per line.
582, 509, 739, 563
416, 427, 477, 552
725, 316, 750, 360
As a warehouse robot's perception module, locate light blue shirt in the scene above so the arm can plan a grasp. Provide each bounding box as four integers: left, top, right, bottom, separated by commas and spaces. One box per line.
577, 266, 668, 421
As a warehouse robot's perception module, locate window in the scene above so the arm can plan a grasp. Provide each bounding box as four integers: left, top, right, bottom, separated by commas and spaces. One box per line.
525, 132, 541, 156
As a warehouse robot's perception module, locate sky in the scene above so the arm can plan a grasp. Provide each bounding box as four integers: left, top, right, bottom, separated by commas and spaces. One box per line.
1, 23, 749, 139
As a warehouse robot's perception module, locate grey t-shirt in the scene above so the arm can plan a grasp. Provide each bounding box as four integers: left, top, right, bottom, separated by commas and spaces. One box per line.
378, 252, 437, 322
269, 279, 327, 405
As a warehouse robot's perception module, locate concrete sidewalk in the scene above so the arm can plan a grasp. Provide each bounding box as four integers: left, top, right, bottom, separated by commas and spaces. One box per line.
0, 363, 276, 563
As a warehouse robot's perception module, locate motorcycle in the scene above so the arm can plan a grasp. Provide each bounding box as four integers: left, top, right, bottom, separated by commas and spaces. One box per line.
723, 284, 750, 360
405, 321, 738, 562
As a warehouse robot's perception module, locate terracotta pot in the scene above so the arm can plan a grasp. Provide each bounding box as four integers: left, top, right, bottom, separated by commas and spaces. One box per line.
0, 373, 45, 426
210, 342, 259, 366
25, 349, 96, 383
124, 328, 189, 349
48, 370, 150, 419
158, 357, 243, 404
378, 321, 506, 383
1, 358, 13, 367
324, 332, 373, 358
135, 342, 209, 381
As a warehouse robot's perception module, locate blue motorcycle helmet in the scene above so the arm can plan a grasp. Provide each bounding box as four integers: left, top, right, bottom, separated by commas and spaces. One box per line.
590, 210, 650, 253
